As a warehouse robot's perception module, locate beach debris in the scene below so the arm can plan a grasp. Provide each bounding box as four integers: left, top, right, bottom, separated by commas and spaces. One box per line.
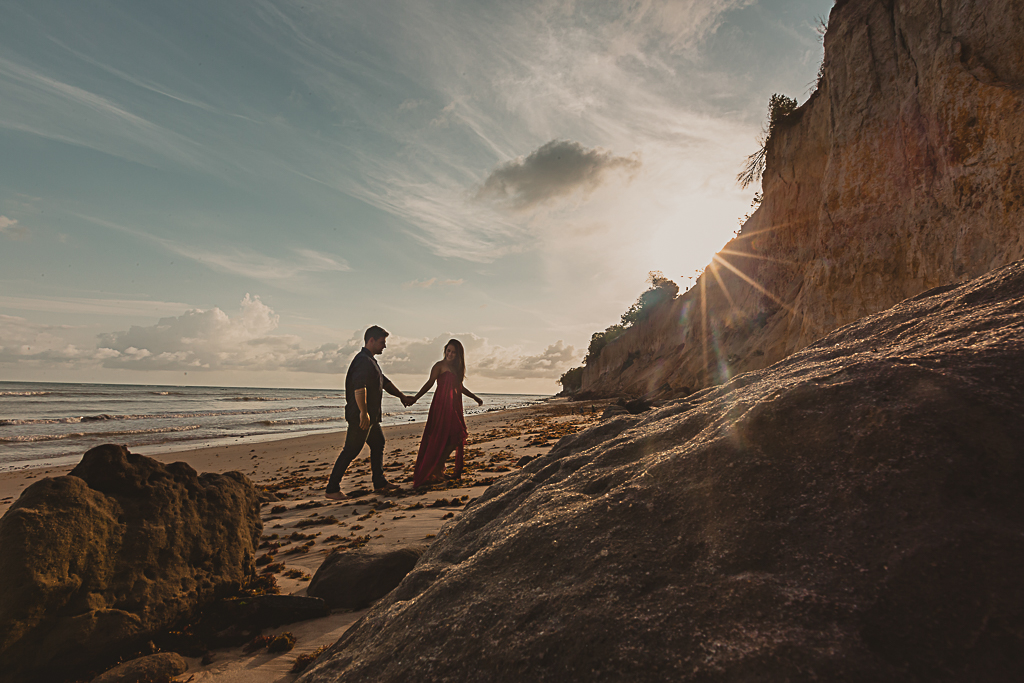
308, 545, 428, 609
295, 515, 339, 528
244, 631, 297, 654
291, 645, 329, 673
0, 445, 261, 682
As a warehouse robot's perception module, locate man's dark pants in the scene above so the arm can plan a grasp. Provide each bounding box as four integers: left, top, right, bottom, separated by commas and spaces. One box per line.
326, 421, 387, 492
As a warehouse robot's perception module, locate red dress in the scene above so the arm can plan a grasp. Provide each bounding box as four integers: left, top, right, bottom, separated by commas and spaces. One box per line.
413, 371, 467, 487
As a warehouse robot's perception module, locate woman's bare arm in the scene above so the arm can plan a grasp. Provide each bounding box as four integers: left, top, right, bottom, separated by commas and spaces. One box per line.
411, 361, 444, 403
461, 385, 483, 406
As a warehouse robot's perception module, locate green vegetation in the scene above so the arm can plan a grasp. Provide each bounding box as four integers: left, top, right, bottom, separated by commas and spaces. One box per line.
557, 366, 584, 393
737, 93, 798, 189
559, 272, 681, 393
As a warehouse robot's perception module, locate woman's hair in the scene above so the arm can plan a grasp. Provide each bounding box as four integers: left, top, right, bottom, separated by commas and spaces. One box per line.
445, 339, 466, 382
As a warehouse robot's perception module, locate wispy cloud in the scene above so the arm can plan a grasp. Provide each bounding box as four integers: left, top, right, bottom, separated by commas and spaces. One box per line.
0, 296, 192, 317
402, 278, 465, 289
0, 215, 29, 240
476, 139, 640, 211
0, 55, 210, 170
76, 214, 349, 284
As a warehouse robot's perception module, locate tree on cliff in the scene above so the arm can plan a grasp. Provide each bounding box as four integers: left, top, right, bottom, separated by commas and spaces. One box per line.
737, 93, 798, 189
620, 271, 679, 326
557, 366, 584, 393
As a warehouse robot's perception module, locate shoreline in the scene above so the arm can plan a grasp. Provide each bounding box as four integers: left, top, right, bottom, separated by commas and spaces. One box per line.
0, 398, 607, 682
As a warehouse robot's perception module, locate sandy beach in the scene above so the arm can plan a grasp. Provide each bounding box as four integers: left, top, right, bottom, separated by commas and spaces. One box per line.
0, 399, 607, 682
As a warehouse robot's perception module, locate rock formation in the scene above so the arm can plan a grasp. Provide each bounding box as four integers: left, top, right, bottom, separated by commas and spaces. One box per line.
581, 0, 1024, 397
89, 653, 188, 683
308, 545, 427, 609
300, 259, 1024, 682
0, 445, 262, 682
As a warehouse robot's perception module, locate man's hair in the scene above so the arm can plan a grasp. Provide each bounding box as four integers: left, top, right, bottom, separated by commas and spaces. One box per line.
364, 325, 389, 342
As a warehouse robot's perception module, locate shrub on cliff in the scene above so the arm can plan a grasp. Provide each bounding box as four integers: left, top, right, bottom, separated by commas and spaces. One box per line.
557, 366, 584, 393
620, 271, 679, 327
737, 93, 798, 189
584, 325, 626, 365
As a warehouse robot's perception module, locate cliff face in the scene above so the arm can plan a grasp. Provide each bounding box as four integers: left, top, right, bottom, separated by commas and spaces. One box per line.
582, 0, 1024, 396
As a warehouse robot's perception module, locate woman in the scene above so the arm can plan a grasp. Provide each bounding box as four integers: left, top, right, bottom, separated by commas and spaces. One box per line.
409, 339, 483, 488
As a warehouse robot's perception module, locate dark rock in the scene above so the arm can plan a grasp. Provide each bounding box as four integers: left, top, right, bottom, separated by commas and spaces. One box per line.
258, 490, 281, 504
187, 595, 330, 648
307, 546, 427, 609
90, 652, 187, 683
514, 456, 533, 468
0, 445, 261, 682
599, 405, 629, 419
299, 260, 1024, 682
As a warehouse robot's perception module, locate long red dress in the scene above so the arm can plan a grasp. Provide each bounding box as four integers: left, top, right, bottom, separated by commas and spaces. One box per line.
413, 371, 467, 488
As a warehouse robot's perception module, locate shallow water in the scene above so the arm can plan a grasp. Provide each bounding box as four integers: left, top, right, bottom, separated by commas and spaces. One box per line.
0, 381, 547, 472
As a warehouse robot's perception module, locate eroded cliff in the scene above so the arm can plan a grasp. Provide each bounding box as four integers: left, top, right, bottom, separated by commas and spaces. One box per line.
582, 0, 1024, 396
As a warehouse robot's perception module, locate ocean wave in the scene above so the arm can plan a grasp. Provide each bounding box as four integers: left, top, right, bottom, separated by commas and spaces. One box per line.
0, 391, 51, 396
223, 394, 343, 402
0, 417, 85, 426
0, 425, 202, 443
257, 416, 344, 426
1, 407, 302, 426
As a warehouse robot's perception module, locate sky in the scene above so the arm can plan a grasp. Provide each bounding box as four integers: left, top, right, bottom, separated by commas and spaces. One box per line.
0, 0, 833, 394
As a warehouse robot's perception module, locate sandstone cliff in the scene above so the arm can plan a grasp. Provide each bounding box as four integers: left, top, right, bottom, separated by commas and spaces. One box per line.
582, 0, 1024, 396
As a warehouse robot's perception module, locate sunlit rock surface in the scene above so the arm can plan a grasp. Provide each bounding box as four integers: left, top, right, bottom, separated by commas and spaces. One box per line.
302, 260, 1024, 682
582, 0, 1024, 397
0, 445, 261, 682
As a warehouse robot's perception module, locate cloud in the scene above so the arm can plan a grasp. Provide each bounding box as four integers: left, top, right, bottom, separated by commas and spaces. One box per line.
95, 294, 301, 371
402, 278, 465, 289
0, 295, 192, 317
0, 315, 110, 365
1, 296, 579, 380
0, 216, 29, 240
376, 334, 578, 381
77, 214, 349, 284
476, 140, 640, 211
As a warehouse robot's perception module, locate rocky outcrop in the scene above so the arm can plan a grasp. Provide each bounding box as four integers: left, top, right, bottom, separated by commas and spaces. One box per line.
90, 653, 188, 683
300, 260, 1024, 682
308, 546, 427, 609
0, 445, 261, 682
581, 0, 1024, 397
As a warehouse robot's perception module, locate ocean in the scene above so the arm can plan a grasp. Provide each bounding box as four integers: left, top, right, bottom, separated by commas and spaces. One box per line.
0, 381, 548, 473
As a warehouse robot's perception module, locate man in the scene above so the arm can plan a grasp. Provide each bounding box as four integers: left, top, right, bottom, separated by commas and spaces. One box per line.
325, 325, 412, 499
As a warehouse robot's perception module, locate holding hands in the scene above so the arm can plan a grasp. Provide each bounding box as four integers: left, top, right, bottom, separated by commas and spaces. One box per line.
401, 394, 416, 407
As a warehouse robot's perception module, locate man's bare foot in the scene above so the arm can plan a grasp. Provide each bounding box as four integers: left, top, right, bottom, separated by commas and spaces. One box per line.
325, 491, 347, 500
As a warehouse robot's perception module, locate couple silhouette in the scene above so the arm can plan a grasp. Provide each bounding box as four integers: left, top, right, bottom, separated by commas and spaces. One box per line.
325, 325, 482, 499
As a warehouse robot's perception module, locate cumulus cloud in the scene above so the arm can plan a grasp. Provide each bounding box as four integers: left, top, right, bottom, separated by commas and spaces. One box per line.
0, 296, 578, 381
0, 215, 29, 240
476, 140, 640, 211
376, 334, 578, 381
402, 278, 465, 289
0, 315, 109, 365
96, 294, 302, 371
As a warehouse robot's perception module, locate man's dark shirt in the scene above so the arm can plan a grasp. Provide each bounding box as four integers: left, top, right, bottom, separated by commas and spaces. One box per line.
344, 348, 396, 424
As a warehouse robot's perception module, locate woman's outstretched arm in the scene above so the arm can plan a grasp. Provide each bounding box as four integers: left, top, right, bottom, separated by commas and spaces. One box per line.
411, 361, 444, 403
461, 385, 483, 406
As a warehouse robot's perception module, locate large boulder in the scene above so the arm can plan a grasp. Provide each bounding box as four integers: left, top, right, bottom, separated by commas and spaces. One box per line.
0, 445, 261, 682
301, 260, 1024, 682
308, 546, 427, 609
90, 652, 187, 683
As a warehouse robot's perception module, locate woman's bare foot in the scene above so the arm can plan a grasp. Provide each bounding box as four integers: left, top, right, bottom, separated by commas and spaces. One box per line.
325, 491, 347, 500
